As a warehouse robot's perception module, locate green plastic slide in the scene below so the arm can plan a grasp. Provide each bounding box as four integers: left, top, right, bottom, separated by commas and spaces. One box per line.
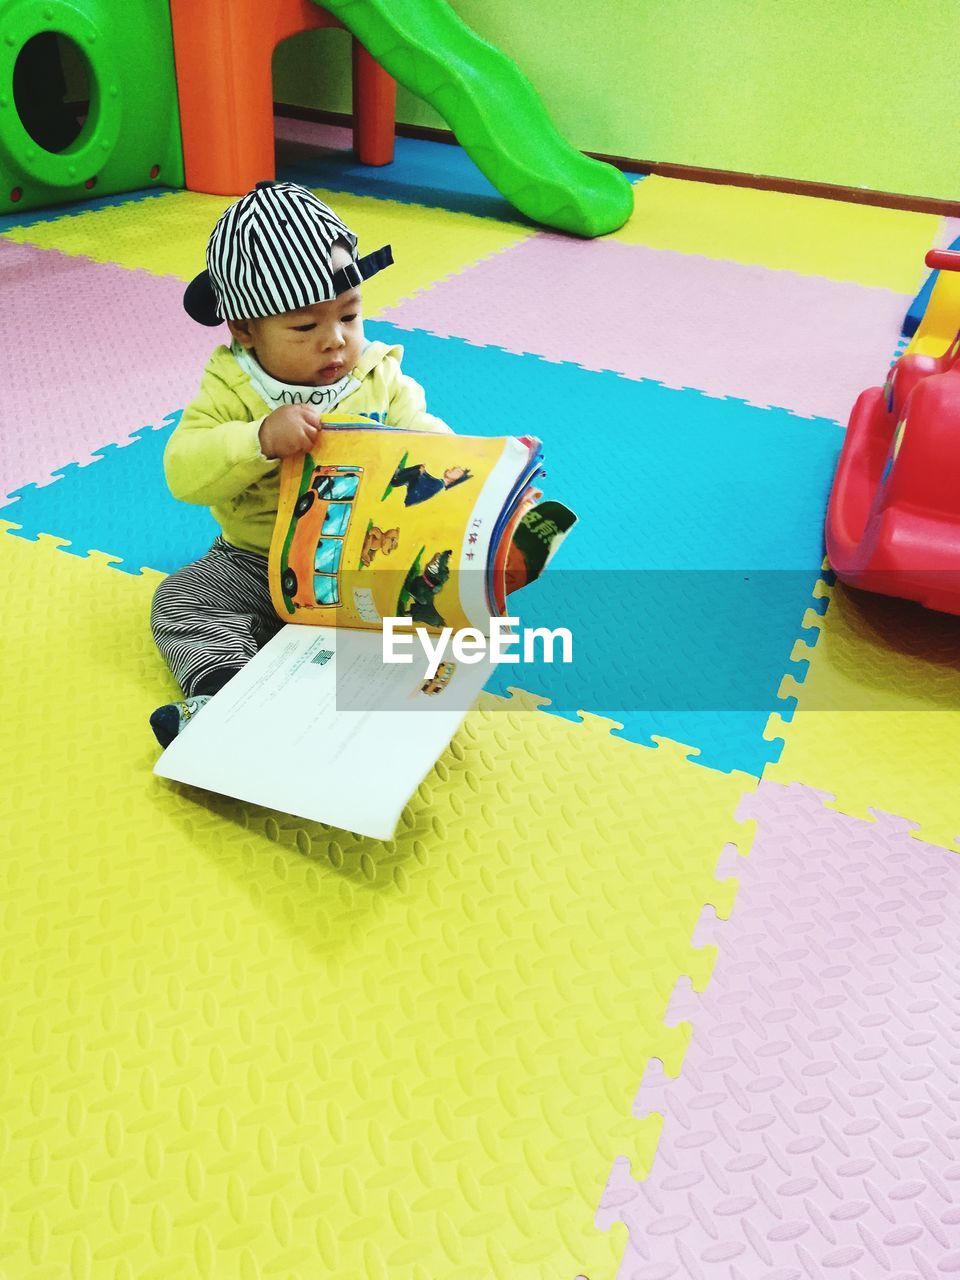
313, 0, 634, 238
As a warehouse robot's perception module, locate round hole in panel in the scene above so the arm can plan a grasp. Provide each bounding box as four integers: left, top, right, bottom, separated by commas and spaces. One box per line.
13, 32, 90, 154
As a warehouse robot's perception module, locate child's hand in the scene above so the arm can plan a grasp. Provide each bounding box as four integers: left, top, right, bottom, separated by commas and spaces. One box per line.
259, 405, 322, 459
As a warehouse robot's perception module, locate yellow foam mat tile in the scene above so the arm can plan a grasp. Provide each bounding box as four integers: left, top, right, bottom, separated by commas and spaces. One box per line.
0, 526, 749, 1280
615, 175, 939, 292
765, 579, 960, 851
1, 189, 533, 316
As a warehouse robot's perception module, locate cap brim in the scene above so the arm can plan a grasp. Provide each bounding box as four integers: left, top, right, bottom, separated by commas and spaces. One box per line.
184, 245, 394, 323
183, 271, 223, 326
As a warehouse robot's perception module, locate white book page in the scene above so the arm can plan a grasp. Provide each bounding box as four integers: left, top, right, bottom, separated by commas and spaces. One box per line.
154, 625, 492, 841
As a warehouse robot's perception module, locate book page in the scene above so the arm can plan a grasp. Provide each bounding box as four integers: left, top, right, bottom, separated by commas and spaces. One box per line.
268, 416, 534, 634
153, 625, 493, 841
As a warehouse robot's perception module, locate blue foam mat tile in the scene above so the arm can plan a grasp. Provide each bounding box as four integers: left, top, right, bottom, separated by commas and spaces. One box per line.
484, 563, 825, 776
277, 133, 645, 224
367, 321, 843, 571
5, 329, 841, 777
3, 411, 217, 574
367, 323, 840, 775
903, 274, 934, 338
0, 186, 176, 235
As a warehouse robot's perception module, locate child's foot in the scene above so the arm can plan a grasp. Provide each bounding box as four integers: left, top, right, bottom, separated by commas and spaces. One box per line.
150, 695, 211, 748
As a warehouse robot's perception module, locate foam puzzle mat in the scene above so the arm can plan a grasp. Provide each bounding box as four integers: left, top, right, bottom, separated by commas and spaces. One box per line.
617, 176, 938, 292
0, 187, 174, 237
0, 525, 749, 1279
602, 779, 960, 1277
1, 188, 534, 319
379, 234, 912, 421
767, 578, 960, 852
3, 121, 959, 1277
275, 118, 537, 225
0, 241, 227, 494
3, 331, 842, 776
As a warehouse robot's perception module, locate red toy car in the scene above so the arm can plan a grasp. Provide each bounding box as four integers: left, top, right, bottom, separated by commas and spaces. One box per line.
826, 249, 960, 615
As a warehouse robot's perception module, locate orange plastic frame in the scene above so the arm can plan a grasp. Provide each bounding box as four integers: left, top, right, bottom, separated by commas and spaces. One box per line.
169, 0, 396, 196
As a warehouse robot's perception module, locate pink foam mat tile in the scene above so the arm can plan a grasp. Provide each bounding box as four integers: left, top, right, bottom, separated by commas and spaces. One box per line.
274, 115, 354, 151
0, 239, 220, 498
599, 779, 960, 1279
381, 236, 911, 422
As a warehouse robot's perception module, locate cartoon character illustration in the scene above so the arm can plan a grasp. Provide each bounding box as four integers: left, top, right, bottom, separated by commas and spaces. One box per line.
398, 548, 453, 627
387, 460, 472, 507
279, 464, 362, 610
359, 525, 400, 568
421, 662, 456, 695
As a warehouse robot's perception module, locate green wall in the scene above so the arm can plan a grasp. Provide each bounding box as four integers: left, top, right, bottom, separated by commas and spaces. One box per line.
273, 1, 956, 201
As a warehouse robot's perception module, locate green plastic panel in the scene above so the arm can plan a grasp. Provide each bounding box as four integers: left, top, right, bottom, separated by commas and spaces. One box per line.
0, 0, 183, 216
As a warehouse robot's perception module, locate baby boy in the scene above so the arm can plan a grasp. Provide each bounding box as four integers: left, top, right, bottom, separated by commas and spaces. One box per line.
150, 180, 450, 745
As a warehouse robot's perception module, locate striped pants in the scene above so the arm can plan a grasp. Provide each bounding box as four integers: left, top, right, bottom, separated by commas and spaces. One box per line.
151, 537, 283, 697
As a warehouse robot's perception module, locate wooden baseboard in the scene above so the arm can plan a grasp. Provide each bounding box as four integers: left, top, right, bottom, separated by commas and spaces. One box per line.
634, 160, 960, 217
275, 101, 960, 219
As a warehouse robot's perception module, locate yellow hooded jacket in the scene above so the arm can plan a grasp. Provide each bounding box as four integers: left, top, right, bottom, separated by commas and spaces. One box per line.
163, 341, 450, 556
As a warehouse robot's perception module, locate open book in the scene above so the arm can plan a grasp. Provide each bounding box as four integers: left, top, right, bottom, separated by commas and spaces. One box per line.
154, 414, 576, 839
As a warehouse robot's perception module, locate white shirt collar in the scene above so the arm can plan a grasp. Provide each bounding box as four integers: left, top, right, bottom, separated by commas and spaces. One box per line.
232, 340, 363, 412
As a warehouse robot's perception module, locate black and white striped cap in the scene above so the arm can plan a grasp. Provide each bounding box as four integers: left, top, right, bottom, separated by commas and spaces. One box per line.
183, 181, 393, 326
